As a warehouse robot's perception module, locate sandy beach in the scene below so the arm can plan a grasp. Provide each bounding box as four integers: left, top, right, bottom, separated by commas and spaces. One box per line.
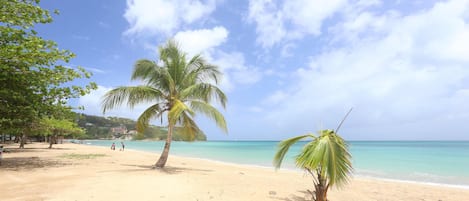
1, 143, 468, 201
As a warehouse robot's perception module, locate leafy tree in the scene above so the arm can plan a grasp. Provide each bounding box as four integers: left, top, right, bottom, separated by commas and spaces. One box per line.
274, 129, 353, 201
102, 40, 227, 168
0, 0, 96, 148
40, 117, 84, 148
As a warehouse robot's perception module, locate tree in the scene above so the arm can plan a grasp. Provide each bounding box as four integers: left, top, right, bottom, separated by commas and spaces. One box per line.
102, 40, 227, 168
0, 0, 97, 148
40, 117, 84, 148
274, 129, 352, 201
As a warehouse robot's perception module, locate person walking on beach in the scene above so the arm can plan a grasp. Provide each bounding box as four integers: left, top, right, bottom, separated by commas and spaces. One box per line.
111, 143, 115, 150
120, 142, 125, 151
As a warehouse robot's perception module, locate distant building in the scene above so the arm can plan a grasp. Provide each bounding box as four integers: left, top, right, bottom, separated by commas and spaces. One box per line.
123, 130, 138, 140
110, 125, 127, 139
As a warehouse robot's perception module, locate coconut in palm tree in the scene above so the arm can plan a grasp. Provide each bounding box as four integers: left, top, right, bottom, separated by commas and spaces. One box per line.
101, 40, 227, 168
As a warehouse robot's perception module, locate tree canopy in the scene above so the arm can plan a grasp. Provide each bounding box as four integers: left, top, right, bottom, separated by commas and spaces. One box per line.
0, 0, 97, 146
101, 40, 227, 167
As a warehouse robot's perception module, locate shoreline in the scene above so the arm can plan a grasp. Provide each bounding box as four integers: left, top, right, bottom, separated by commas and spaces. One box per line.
2, 142, 469, 201
81, 140, 469, 188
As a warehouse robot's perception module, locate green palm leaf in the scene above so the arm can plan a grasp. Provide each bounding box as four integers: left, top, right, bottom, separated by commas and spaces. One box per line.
273, 134, 313, 169
274, 129, 353, 200
190, 101, 227, 133
101, 86, 164, 113
101, 39, 227, 168
136, 103, 164, 132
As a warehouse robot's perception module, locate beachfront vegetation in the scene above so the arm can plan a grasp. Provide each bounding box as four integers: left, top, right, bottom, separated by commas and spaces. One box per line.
0, 0, 96, 148
76, 113, 207, 141
274, 129, 352, 201
101, 40, 227, 168
39, 117, 85, 148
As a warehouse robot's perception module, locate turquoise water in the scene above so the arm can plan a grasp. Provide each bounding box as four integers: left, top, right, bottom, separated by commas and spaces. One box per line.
83, 140, 469, 187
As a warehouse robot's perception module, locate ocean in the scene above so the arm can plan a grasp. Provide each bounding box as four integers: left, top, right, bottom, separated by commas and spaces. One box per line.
83, 140, 469, 187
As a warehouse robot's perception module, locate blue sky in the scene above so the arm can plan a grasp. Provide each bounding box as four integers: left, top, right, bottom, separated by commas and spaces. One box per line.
38, 0, 469, 140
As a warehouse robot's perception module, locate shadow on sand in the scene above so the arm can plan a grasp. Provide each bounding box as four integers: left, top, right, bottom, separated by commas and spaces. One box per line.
272, 190, 312, 201
0, 156, 70, 171
3, 147, 74, 154
115, 164, 214, 174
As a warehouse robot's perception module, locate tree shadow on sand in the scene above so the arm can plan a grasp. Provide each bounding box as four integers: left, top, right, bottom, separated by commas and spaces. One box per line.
116, 164, 214, 174
272, 190, 312, 201
0, 156, 70, 171
3, 147, 74, 154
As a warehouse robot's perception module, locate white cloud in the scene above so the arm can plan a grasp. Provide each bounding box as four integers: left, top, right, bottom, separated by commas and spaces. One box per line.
174, 26, 228, 57
282, 0, 347, 35
171, 27, 262, 91
123, 0, 217, 36
210, 51, 263, 91
260, 0, 469, 139
83, 67, 106, 74
247, 0, 286, 48
247, 0, 347, 48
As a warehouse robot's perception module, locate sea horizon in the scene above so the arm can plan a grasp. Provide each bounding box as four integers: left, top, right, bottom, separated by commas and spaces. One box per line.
81, 140, 469, 188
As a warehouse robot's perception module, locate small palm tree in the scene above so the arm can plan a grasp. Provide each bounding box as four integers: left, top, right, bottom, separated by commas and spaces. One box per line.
274, 129, 352, 201
101, 40, 227, 168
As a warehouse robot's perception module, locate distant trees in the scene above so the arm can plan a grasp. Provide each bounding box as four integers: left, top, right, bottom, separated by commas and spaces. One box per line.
0, 0, 96, 148
40, 117, 84, 148
102, 40, 227, 168
77, 113, 207, 141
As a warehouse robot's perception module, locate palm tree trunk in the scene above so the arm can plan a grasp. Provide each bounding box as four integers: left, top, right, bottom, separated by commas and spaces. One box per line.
155, 123, 174, 168
314, 172, 328, 201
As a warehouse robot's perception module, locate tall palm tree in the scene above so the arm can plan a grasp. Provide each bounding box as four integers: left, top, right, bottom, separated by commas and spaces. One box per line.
273, 129, 352, 201
101, 40, 227, 168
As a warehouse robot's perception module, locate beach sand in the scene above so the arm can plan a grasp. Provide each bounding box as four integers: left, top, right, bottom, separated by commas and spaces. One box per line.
1, 143, 468, 201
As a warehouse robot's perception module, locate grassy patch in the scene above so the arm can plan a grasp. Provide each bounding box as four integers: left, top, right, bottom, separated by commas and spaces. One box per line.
60, 153, 107, 160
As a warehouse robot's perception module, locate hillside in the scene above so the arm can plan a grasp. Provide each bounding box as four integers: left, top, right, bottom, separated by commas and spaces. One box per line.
76, 113, 207, 141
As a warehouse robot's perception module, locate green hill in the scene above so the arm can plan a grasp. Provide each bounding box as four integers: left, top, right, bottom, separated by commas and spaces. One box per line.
76, 113, 207, 141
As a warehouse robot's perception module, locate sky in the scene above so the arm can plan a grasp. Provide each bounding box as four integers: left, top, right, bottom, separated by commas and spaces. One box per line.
37, 0, 469, 140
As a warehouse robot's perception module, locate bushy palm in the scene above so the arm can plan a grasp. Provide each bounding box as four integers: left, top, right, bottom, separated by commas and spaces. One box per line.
274, 129, 352, 201
101, 40, 227, 168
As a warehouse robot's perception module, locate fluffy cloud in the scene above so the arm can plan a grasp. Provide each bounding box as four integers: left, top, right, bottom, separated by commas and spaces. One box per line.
247, 0, 347, 48
173, 27, 262, 91
247, 0, 286, 48
124, 0, 217, 36
174, 26, 228, 56
210, 51, 263, 91
260, 0, 469, 139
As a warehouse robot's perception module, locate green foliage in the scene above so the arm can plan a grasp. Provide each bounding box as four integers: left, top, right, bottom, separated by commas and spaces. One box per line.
101, 40, 227, 140
76, 113, 207, 140
0, 0, 97, 140
40, 117, 83, 137
274, 129, 352, 201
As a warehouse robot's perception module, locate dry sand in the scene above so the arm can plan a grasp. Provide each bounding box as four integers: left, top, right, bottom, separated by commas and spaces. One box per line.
1, 142, 468, 201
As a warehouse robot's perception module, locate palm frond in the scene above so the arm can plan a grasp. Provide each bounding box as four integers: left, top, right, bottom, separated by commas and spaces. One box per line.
295, 130, 352, 188
180, 83, 227, 108
190, 101, 227, 133
168, 99, 194, 124
273, 134, 314, 169
101, 86, 164, 113
136, 103, 165, 132
186, 56, 222, 84
179, 112, 202, 141
131, 59, 158, 81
